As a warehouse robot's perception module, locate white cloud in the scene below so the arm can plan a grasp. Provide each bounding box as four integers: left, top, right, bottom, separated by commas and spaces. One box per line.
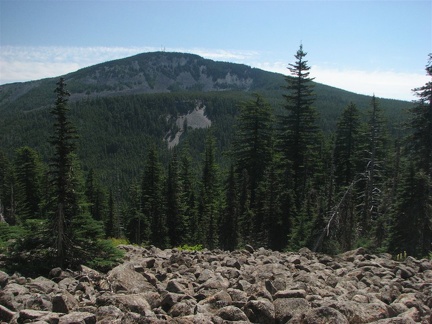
0, 46, 427, 101
251, 61, 428, 101
0, 45, 159, 83
0, 45, 259, 84
0, 60, 81, 84
312, 66, 428, 102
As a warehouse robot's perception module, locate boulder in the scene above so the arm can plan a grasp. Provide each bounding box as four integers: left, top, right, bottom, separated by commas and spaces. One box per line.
0, 283, 31, 311
106, 262, 156, 293
52, 291, 79, 313
274, 297, 310, 323
0, 304, 15, 322
27, 276, 58, 294
97, 293, 153, 315
168, 299, 196, 317
95, 305, 124, 323
0, 270, 9, 288
243, 298, 275, 323
58, 311, 96, 324
289, 306, 349, 324
12, 309, 61, 324
333, 301, 389, 323
216, 305, 248, 321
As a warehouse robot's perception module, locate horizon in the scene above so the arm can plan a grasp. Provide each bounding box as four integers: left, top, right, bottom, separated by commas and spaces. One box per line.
0, 0, 430, 101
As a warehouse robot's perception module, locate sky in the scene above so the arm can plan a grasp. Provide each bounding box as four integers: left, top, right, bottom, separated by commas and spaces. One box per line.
0, 0, 431, 101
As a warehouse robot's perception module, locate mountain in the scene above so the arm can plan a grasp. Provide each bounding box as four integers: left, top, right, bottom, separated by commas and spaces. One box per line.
0, 51, 412, 186
0, 52, 277, 114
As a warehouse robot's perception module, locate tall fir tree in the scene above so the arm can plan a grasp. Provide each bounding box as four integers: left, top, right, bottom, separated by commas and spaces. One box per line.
125, 181, 149, 244
233, 94, 274, 208
84, 169, 108, 223
219, 164, 239, 250
332, 102, 363, 251
279, 44, 319, 211
334, 103, 362, 188
197, 133, 220, 249
37, 78, 120, 272
409, 54, 432, 178
389, 164, 432, 257
390, 55, 432, 257
142, 145, 168, 248
278, 45, 320, 250
49, 78, 78, 267
166, 149, 187, 247
360, 95, 388, 239
254, 153, 286, 250
179, 145, 197, 245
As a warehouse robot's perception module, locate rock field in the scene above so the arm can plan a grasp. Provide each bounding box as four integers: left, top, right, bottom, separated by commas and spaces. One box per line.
0, 245, 431, 323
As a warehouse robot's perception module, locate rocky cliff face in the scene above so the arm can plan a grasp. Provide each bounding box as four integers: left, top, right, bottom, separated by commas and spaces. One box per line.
1, 246, 431, 323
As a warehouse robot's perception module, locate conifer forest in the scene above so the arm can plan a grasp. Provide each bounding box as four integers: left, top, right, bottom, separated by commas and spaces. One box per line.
0, 47, 431, 276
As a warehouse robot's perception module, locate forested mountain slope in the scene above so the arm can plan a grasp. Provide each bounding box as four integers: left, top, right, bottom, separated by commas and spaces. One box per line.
1, 50, 430, 276
0, 51, 412, 188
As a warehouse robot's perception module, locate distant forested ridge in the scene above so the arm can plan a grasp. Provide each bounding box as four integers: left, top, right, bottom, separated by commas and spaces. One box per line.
0, 50, 430, 276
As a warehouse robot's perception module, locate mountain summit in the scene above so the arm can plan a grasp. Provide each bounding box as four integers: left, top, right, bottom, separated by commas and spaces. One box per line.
0, 52, 279, 113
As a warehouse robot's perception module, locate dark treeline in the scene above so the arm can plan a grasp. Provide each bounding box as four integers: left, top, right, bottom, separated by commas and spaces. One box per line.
0, 48, 431, 276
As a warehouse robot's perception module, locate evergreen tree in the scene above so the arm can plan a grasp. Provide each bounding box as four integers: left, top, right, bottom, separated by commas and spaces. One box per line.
360, 95, 388, 238
238, 168, 253, 246
334, 103, 362, 188
105, 189, 116, 238
233, 94, 274, 207
49, 78, 78, 267
142, 145, 168, 248
166, 149, 187, 247
197, 133, 220, 249
389, 164, 432, 257
332, 103, 362, 251
220, 164, 239, 250
279, 44, 319, 211
254, 154, 286, 250
179, 145, 197, 244
11, 78, 122, 273
409, 54, 432, 177
14, 146, 43, 222
390, 55, 432, 257
125, 181, 149, 244
84, 170, 108, 223
0, 150, 14, 224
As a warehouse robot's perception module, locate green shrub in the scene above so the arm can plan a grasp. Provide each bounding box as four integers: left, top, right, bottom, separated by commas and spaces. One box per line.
108, 237, 130, 246
176, 244, 203, 252
85, 239, 124, 272
0, 222, 26, 249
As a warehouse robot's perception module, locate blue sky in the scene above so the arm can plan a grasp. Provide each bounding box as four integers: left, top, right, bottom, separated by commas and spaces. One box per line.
0, 0, 430, 101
